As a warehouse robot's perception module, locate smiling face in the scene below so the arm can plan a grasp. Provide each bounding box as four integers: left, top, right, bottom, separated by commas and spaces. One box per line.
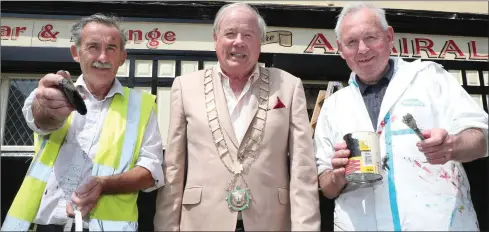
70, 22, 127, 87
213, 7, 261, 78
337, 8, 394, 83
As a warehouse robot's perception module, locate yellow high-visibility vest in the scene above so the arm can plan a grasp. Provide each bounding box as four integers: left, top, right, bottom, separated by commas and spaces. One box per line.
2, 87, 156, 231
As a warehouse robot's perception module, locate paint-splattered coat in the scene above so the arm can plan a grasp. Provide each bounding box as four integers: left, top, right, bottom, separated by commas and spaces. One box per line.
314, 57, 488, 231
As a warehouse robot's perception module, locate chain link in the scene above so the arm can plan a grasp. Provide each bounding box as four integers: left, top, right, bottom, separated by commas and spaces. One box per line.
204, 67, 270, 195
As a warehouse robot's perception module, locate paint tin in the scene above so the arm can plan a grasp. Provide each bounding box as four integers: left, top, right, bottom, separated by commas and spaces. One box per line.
343, 131, 382, 184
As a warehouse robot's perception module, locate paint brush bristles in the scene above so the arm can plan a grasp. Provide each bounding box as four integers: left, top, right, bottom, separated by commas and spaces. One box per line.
402, 113, 425, 141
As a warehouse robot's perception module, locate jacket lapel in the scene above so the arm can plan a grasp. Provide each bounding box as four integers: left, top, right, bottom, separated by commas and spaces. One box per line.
211, 67, 239, 149
241, 67, 267, 138
238, 67, 270, 153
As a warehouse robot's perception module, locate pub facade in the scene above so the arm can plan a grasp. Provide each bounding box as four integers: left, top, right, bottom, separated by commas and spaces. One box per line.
1, 1, 487, 230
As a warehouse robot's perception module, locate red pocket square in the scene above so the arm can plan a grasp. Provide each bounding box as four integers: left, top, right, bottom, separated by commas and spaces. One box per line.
273, 96, 286, 109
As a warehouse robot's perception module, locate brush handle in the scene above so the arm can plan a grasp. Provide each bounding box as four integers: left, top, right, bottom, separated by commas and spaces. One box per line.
414, 128, 425, 141
74, 209, 83, 232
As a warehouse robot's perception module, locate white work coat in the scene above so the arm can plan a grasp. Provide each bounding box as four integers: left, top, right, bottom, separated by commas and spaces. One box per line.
314, 57, 488, 231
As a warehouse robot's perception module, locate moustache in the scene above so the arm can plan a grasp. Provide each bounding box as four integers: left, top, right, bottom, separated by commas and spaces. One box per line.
92, 61, 112, 69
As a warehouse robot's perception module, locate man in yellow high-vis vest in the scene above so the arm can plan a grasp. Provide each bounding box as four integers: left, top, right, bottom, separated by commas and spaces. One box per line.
2, 13, 165, 232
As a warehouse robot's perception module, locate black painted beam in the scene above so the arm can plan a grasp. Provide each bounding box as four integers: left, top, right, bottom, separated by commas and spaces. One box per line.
1, 1, 488, 37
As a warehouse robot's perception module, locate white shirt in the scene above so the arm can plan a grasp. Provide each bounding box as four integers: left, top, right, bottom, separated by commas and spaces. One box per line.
216, 63, 260, 220
22, 76, 165, 226
216, 63, 260, 144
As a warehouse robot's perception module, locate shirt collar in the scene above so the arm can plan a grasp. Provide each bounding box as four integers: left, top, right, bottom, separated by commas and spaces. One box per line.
356, 58, 395, 94
215, 62, 260, 84
74, 74, 125, 100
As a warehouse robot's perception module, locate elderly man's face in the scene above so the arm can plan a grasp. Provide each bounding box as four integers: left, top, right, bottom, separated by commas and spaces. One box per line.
70, 22, 126, 86
214, 7, 261, 78
337, 8, 394, 83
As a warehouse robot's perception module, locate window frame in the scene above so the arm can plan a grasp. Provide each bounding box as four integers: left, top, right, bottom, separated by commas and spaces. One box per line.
1, 73, 44, 156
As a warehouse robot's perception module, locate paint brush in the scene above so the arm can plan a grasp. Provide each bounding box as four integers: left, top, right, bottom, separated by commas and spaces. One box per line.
402, 113, 425, 141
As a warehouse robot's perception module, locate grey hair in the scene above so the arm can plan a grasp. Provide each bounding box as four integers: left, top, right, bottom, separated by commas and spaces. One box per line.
71, 13, 127, 50
213, 2, 268, 43
334, 2, 389, 40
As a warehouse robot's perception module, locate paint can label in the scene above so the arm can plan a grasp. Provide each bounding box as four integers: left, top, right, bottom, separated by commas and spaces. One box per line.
344, 131, 382, 184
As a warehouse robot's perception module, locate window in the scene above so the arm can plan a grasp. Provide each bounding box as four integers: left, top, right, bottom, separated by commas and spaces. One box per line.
465, 70, 480, 86
303, 81, 347, 120
303, 83, 327, 120
483, 71, 488, 86
157, 60, 176, 78
180, 61, 198, 75
135, 60, 153, 78
1, 74, 43, 156
3, 79, 38, 146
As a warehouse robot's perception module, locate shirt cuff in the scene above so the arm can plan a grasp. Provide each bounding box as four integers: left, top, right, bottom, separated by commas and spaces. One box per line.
24, 105, 61, 135
317, 165, 330, 176
136, 159, 165, 192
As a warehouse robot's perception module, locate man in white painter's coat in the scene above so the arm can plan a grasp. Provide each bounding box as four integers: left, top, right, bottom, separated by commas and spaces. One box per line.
314, 2, 488, 231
